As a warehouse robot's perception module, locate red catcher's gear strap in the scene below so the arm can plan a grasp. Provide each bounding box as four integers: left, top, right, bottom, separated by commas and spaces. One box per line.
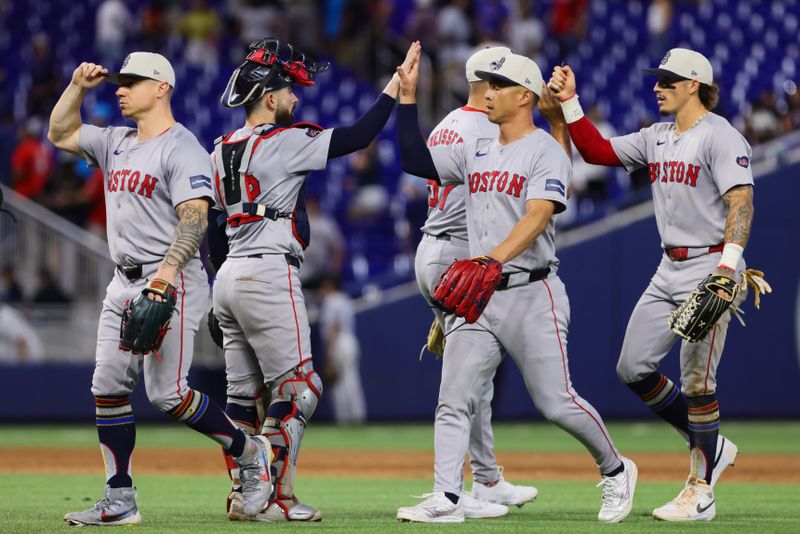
567, 116, 624, 167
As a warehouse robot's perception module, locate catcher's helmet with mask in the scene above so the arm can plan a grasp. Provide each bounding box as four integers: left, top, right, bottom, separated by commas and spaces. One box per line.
221, 38, 329, 108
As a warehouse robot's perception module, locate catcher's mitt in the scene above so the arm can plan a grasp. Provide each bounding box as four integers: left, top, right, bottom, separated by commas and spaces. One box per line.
120, 278, 177, 355
208, 307, 223, 349
432, 256, 503, 324
668, 273, 739, 342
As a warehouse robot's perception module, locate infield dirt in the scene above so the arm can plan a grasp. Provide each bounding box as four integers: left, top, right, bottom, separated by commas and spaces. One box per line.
1, 448, 797, 482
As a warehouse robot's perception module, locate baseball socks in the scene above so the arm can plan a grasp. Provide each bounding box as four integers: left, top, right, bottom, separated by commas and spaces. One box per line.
166, 389, 248, 456
687, 394, 720, 484
95, 395, 136, 488
626, 372, 689, 440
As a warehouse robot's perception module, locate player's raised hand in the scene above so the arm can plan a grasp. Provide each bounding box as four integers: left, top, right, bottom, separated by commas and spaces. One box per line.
385, 41, 421, 98
396, 43, 421, 104
71, 62, 108, 89
548, 65, 577, 102
537, 83, 565, 124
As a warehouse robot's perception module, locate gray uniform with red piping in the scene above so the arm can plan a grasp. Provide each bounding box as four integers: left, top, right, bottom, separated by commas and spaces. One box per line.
79, 123, 212, 412
429, 126, 623, 493
415, 105, 506, 485
610, 113, 752, 394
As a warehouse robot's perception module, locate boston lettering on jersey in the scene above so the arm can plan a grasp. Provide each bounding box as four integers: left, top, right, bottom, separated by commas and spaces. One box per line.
648, 161, 701, 187
428, 128, 464, 147
467, 170, 526, 198
106, 169, 159, 198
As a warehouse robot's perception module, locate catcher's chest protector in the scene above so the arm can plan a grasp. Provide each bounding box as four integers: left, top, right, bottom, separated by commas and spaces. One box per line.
213, 124, 311, 247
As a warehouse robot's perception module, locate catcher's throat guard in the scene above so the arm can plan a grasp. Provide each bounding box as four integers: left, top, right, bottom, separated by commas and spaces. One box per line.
222, 38, 329, 108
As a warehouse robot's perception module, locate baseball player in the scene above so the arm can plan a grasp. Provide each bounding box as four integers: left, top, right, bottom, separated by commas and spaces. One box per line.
395, 50, 637, 523
207, 39, 422, 522
47, 53, 272, 526
415, 46, 577, 518
548, 48, 758, 521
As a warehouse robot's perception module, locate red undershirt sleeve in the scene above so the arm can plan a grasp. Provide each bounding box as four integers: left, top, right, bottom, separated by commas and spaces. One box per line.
567, 116, 624, 167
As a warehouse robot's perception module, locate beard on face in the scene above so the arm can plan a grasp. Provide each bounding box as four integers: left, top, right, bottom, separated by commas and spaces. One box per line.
275, 100, 295, 126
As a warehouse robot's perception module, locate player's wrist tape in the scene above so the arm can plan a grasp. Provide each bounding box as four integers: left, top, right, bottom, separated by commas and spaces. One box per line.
559, 94, 584, 123
718, 243, 743, 271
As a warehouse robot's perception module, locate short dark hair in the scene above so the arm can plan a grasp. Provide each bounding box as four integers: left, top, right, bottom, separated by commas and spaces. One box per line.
698, 82, 719, 110
244, 95, 263, 118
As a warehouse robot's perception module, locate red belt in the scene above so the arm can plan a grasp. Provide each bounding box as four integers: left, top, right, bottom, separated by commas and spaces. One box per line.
664, 242, 724, 261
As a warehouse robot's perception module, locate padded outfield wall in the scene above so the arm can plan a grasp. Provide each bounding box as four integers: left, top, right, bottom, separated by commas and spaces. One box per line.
1, 160, 798, 422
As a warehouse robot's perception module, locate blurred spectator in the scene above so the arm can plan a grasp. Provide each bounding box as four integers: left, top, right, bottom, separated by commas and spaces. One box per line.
139, 0, 171, 54
346, 142, 388, 221
746, 90, 781, 145
405, 0, 439, 46
436, 0, 472, 104
0, 69, 16, 184
509, 0, 546, 63
285, 0, 321, 56
333, 0, 373, 78
0, 264, 24, 303
647, 0, 674, 61
27, 33, 61, 119
393, 171, 429, 254
228, 0, 285, 50
95, 0, 132, 66
571, 105, 616, 208
301, 196, 345, 290
11, 117, 53, 200
475, 0, 510, 43
550, 0, 588, 60
0, 304, 44, 362
32, 269, 71, 304
783, 86, 800, 133
179, 0, 221, 72
319, 274, 366, 425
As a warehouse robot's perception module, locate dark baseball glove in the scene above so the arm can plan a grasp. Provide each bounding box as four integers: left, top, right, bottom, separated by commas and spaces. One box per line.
208, 307, 223, 349
432, 256, 503, 324
668, 272, 739, 342
120, 278, 177, 355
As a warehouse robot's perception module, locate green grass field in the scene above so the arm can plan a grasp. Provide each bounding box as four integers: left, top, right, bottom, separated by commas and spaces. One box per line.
1, 421, 799, 533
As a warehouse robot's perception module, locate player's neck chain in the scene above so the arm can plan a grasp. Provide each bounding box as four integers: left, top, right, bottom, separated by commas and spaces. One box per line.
674, 110, 709, 137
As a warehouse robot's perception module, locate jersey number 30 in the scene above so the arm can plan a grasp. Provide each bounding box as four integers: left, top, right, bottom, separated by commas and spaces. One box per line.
427, 180, 455, 211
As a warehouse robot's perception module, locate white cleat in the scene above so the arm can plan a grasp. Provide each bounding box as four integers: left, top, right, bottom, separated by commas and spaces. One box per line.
597, 456, 637, 523
460, 493, 509, 519
653, 477, 715, 521
396, 492, 465, 523
471, 471, 538, 507
710, 435, 738, 487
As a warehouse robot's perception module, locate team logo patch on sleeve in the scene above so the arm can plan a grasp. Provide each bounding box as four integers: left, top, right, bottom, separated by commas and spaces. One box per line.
306, 128, 320, 138
189, 175, 212, 189
545, 179, 566, 196
736, 156, 750, 168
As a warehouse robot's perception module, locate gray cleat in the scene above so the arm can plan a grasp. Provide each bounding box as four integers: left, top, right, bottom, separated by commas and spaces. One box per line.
253, 496, 323, 522
64, 486, 142, 526
234, 435, 273, 516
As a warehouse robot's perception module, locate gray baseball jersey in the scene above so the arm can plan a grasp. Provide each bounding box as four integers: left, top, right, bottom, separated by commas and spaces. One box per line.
422, 106, 498, 240
417, 107, 500, 484
610, 112, 752, 394
610, 113, 753, 247
432, 129, 570, 273
211, 126, 334, 259
427, 127, 623, 494
80, 123, 214, 265
78, 123, 211, 410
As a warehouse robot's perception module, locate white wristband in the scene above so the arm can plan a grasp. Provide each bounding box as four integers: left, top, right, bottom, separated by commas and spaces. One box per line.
718, 243, 743, 270
560, 94, 584, 123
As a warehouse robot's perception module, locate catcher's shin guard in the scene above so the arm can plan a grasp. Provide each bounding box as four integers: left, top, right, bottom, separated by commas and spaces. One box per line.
261, 362, 322, 501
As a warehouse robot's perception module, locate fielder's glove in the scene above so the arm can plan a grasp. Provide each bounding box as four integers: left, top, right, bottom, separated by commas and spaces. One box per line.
119, 278, 177, 355
208, 307, 223, 349
432, 256, 503, 324
668, 272, 739, 342
426, 318, 445, 358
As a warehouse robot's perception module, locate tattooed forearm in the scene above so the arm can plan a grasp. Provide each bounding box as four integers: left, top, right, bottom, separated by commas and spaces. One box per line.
722, 185, 754, 247
163, 199, 209, 270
